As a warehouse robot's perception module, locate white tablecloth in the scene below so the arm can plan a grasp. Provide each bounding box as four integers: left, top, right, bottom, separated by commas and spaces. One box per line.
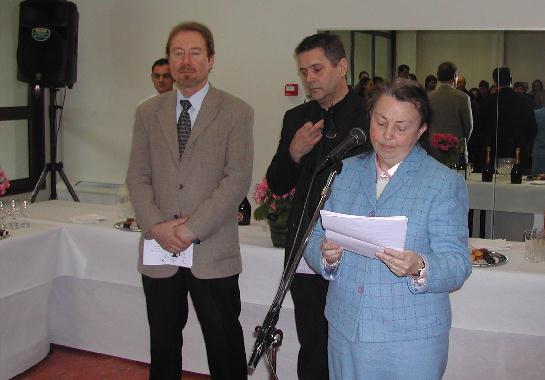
2, 200, 545, 380
466, 177, 545, 213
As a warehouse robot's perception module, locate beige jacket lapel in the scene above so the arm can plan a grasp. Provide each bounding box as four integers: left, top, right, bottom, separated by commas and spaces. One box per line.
156, 91, 180, 166
184, 85, 222, 154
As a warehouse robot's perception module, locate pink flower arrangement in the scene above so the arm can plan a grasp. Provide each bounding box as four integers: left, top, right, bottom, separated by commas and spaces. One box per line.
253, 177, 295, 225
0, 168, 10, 196
430, 133, 460, 167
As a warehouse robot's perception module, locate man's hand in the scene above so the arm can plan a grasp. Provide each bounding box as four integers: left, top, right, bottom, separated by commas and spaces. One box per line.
289, 120, 324, 163
149, 219, 187, 254
173, 221, 197, 252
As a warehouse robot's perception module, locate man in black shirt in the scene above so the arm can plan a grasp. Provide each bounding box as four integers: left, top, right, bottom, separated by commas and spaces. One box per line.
266, 33, 369, 380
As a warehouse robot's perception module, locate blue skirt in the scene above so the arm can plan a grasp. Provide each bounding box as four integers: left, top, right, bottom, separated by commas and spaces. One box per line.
328, 325, 449, 380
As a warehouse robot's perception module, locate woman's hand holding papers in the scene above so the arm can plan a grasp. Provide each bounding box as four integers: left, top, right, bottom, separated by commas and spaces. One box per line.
321, 239, 343, 265
376, 248, 424, 277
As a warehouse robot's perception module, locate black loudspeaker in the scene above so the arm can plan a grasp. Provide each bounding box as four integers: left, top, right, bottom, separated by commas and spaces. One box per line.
17, 0, 79, 88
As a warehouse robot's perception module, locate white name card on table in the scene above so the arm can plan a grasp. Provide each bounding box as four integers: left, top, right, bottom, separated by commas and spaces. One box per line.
143, 239, 193, 267
320, 210, 408, 259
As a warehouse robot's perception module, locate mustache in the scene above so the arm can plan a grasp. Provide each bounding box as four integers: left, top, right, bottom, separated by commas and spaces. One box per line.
178, 65, 196, 73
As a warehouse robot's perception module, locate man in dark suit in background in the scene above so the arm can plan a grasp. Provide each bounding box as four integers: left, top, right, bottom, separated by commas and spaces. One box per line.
266, 33, 368, 380
127, 21, 253, 380
481, 67, 537, 172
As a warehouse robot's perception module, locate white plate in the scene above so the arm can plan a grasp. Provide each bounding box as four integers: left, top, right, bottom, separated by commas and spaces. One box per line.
114, 221, 141, 232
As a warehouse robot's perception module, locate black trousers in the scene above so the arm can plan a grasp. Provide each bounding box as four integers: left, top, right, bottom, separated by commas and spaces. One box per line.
290, 273, 329, 380
142, 268, 247, 380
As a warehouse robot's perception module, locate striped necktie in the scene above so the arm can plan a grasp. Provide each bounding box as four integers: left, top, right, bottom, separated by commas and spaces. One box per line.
177, 99, 192, 159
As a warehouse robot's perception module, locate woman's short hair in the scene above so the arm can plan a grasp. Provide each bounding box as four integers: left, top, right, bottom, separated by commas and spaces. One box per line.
366, 78, 431, 126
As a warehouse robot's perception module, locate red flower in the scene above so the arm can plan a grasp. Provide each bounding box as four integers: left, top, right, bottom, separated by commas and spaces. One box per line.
430, 133, 459, 152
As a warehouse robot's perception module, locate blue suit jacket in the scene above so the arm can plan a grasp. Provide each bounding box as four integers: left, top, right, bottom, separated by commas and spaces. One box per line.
304, 144, 471, 343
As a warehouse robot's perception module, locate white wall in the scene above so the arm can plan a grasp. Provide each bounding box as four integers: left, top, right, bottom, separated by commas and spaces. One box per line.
416, 30, 501, 89
4, 0, 545, 199
505, 31, 545, 86
0, 0, 32, 179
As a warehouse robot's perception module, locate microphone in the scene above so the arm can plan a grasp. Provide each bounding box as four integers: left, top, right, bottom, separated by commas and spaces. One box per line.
315, 127, 367, 172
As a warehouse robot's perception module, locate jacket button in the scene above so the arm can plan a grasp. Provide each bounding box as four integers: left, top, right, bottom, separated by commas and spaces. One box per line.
368, 210, 375, 217
179, 184, 183, 190
357, 286, 364, 294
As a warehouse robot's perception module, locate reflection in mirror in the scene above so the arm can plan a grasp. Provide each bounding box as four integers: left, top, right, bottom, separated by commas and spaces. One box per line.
0, 120, 30, 181
321, 30, 545, 240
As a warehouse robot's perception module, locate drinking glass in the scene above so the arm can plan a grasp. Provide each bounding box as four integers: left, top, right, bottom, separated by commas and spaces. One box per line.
497, 157, 514, 177
0, 200, 6, 230
524, 228, 545, 263
20, 199, 31, 227
466, 162, 474, 179
8, 199, 19, 230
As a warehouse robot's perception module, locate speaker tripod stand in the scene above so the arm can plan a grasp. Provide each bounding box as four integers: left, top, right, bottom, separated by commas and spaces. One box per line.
30, 87, 79, 203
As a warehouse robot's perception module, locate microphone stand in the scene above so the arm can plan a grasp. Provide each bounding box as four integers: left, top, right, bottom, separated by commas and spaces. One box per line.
247, 161, 343, 377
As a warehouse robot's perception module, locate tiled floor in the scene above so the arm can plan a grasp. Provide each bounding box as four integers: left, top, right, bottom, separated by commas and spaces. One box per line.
12, 345, 210, 380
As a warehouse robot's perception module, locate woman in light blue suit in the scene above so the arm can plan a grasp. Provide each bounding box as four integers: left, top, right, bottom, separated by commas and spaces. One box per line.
305, 78, 472, 380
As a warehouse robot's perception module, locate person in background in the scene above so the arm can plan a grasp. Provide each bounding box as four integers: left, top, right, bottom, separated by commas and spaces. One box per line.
514, 81, 534, 108
490, 84, 498, 95
428, 61, 473, 161
469, 87, 479, 98
151, 58, 175, 94
358, 70, 370, 81
127, 21, 253, 380
425, 74, 438, 93
531, 79, 545, 109
304, 78, 471, 380
355, 77, 374, 105
481, 67, 537, 173
533, 106, 545, 175
456, 75, 472, 99
373, 76, 386, 90
479, 80, 490, 98
408, 73, 418, 82
514, 81, 526, 95
397, 64, 410, 79
266, 32, 369, 380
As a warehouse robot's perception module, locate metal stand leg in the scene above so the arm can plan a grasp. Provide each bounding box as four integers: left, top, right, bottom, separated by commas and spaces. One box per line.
259, 327, 283, 380
30, 87, 79, 203
57, 162, 79, 201
30, 163, 51, 203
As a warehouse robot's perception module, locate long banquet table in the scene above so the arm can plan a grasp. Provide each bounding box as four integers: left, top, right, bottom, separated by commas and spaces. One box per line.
2, 200, 545, 379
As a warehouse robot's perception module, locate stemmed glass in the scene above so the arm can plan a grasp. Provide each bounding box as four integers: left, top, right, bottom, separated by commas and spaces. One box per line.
0, 200, 6, 230
20, 199, 31, 227
8, 199, 19, 230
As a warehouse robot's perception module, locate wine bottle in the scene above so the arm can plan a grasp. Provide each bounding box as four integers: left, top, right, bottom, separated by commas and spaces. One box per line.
510, 147, 522, 184
238, 197, 251, 226
457, 145, 467, 180
482, 146, 494, 182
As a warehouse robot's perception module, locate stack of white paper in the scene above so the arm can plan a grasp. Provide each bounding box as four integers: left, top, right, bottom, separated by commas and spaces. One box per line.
320, 210, 408, 259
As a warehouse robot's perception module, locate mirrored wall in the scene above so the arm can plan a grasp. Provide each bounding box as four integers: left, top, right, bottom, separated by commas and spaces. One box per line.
323, 29, 545, 241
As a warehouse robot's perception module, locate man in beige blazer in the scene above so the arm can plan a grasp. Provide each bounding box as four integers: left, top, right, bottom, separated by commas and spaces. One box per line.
126, 21, 253, 380
428, 61, 473, 158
